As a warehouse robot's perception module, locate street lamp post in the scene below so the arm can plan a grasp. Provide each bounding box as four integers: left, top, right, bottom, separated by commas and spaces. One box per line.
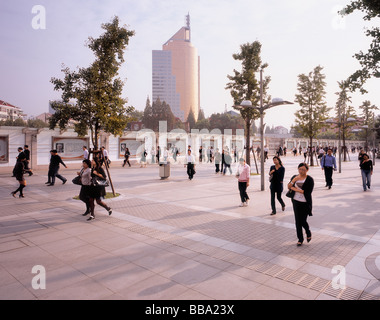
237, 97, 293, 191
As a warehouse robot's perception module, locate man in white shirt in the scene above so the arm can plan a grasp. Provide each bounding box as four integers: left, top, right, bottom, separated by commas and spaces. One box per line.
185, 150, 196, 180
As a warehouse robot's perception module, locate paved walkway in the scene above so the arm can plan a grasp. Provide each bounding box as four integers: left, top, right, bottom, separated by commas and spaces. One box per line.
1, 154, 380, 300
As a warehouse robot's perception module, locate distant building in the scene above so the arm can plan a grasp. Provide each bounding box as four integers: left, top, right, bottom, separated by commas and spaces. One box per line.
35, 112, 52, 123
0, 100, 27, 121
152, 13, 200, 122
273, 126, 289, 135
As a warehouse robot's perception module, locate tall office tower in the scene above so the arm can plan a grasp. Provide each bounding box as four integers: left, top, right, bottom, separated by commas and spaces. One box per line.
152, 14, 200, 122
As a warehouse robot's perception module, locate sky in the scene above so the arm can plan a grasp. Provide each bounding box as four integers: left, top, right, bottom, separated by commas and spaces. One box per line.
0, 0, 379, 130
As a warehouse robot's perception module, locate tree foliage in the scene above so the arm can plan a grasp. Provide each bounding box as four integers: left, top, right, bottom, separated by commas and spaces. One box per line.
342, 1, 380, 93
294, 65, 330, 165
49, 16, 135, 150
142, 97, 177, 132
226, 41, 271, 164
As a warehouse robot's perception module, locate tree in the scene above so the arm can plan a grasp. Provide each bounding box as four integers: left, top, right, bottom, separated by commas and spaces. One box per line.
333, 80, 357, 160
142, 96, 154, 130
226, 41, 271, 165
294, 65, 330, 166
359, 100, 379, 150
186, 109, 196, 131
341, 1, 380, 93
50, 16, 135, 150
197, 109, 206, 121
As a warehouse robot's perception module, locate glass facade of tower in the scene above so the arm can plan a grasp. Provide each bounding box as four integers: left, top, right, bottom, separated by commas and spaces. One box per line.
152, 17, 200, 122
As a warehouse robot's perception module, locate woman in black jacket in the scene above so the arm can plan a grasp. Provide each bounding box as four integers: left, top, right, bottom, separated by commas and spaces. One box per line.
269, 156, 286, 215
11, 153, 28, 198
287, 162, 314, 246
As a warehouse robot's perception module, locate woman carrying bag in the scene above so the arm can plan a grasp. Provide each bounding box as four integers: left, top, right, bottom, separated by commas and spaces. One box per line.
87, 158, 112, 221
287, 162, 314, 246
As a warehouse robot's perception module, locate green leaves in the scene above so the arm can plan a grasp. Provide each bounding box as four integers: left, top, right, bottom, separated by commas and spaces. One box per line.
50, 16, 135, 149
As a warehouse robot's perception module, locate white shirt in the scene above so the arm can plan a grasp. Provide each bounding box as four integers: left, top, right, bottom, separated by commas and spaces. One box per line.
103, 149, 109, 157
83, 149, 89, 160
293, 178, 307, 202
186, 154, 195, 163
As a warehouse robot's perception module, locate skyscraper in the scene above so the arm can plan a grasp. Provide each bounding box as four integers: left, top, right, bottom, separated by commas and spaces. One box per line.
152, 14, 200, 122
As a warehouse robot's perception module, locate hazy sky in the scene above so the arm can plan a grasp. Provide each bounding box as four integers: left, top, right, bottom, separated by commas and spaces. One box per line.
0, 0, 378, 130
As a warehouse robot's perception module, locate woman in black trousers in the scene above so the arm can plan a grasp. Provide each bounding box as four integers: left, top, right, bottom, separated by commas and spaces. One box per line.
269, 156, 286, 215
287, 162, 314, 246
88, 158, 112, 221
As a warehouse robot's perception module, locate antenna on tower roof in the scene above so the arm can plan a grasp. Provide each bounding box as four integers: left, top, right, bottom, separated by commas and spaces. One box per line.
186, 12, 190, 29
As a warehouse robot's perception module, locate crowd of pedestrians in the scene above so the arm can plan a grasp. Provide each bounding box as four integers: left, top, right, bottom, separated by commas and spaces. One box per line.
9, 143, 375, 242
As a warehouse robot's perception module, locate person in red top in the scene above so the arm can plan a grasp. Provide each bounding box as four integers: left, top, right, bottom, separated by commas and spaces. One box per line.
237, 158, 250, 207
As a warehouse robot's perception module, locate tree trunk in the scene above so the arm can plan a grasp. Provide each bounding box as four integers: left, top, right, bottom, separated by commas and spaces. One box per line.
309, 136, 314, 166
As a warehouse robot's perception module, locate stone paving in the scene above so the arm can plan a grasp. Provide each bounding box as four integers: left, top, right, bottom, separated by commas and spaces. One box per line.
0, 154, 380, 300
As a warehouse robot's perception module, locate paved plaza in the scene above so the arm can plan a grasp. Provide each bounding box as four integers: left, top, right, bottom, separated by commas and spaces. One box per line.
1, 153, 380, 300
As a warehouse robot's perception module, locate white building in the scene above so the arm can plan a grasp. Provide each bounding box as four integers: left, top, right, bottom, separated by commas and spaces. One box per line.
0, 100, 27, 121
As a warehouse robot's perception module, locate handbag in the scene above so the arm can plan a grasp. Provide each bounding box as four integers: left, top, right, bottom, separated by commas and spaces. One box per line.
72, 175, 82, 185
92, 176, 109, 187
285, 189, 294, 198
269, 174, 273, 182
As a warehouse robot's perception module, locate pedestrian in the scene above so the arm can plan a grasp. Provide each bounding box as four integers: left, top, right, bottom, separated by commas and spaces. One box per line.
214, 148, 221, 173
151, 147, 156, 164
199, 146, 203, 163
269, 156, 286, 215
46, 150, 67, 186
140, 149, 147, 168
221, 149, 225, 173
100, 146, 110, 167
360, 153, 373, 191
123, 147, 131, 167
320, 148, 337, 189
78, 159, 93, 218
358, 149, 366, 164
236, 158, 250, 207
86, 158, 112, 221
11, 152, 28, 198
185, 149, 196, 180
83, 146, 89, 160
156, 146, 161, 164
287, 163, 314, 246
302, 147, 308, 162
23, 145, 33, 176
223, 151, 232, 175
264, 145, 269, 162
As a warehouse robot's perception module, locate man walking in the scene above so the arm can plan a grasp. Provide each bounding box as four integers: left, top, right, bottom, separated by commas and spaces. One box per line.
185, 149, 196, 180
321, 148, 337, 189
46, 150, 68, 186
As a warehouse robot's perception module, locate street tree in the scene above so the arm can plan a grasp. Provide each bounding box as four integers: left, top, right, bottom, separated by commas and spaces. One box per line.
341, 1, 380, 93
49, 16, 135, 151
359, 100, 379, 150
294, 65, 330, 166
333, 80, 357, 160
226, 41, 271, 165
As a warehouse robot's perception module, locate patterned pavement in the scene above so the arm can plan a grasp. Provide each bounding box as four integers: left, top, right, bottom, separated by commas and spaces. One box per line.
1, 154, 380, 300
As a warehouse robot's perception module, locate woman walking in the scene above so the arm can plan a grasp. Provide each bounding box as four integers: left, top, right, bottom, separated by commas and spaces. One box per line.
237, 158, 250, 207
269, 156, 286, 215
122, 147, 131, 167
360, 153, 373, 191
87, 159, 112, 221
11, 153, 28, 198
287, 163, 314, 246
78, 159, 92, 218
